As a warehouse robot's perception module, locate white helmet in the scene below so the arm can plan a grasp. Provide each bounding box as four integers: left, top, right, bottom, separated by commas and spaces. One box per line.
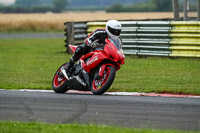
106, 20, 122, 39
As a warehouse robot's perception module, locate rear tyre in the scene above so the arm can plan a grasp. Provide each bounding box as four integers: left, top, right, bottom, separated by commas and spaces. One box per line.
52, 63, 69, 93
91, 65, 116, 95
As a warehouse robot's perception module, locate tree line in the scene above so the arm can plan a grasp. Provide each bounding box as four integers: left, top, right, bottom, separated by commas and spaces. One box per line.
0, 0, 197, 13
106, 0, 197, 12
0, 0, 68, 13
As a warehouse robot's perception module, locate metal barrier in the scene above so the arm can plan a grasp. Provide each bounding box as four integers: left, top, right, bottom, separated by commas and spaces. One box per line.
64, 22, 87, 46
118, 21, 172, 56
170, 21, 200, 57
64, 21, 200, 57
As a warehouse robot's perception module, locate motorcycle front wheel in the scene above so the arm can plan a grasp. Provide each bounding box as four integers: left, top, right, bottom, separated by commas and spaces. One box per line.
91, 65, 116, 95
52, 63, 69, 93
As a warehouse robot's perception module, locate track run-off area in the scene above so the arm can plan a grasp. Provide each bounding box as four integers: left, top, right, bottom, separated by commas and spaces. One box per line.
0, 89, 200, 131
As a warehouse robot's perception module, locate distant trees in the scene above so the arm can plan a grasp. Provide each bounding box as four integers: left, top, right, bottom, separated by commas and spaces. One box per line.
2, 0, 68, 13
68, 0, 146, 8
53, 0, 68, 12
0, 0, 147, 13
106, 0, 172, 12
0, 0, 197, 13
106, 0, 197, 12
151, 0, 172, 12
15, 0, 53, 7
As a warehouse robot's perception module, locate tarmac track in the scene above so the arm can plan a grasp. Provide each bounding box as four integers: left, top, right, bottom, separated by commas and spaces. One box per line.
0, 89, 200, 131
0, 33, 64, 39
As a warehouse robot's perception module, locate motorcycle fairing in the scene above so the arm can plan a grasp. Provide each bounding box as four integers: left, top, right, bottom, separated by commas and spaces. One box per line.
68, 45, 77, 53
80, 50, 109, 73
67, 62, 91, 91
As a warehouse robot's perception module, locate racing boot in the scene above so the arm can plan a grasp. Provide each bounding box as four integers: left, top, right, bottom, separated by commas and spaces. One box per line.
58, 57, 76, 80
64, 57, 76, 75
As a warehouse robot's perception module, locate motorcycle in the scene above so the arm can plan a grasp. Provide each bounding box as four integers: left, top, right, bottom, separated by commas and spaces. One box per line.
52, 38, 125, 95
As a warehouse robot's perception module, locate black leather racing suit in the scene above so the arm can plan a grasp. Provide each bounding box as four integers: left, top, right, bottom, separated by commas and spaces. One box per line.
71, 28, 108, 62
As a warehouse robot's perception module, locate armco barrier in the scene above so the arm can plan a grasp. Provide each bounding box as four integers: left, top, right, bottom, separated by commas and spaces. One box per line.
64, 22, 87, 47
64, 21, 200, 58
169, 22, 200, 57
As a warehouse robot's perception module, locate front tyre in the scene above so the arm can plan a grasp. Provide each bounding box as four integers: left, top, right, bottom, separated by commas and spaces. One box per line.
91, 65, 116, 95
52, 63, 69, 93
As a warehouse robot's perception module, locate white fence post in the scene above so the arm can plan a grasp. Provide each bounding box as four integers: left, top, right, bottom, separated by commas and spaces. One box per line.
198, 0, 200, 21
173, 0, 180, 21
183, 0, 189, 21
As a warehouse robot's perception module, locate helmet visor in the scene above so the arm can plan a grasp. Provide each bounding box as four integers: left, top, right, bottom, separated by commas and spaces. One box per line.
108, 26, 121, 36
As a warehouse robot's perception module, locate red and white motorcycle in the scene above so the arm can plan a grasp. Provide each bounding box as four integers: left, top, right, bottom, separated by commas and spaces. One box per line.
52, 38, 125, 95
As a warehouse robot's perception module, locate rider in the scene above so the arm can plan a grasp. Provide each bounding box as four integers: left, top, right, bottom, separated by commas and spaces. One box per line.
64, 20, 122, 78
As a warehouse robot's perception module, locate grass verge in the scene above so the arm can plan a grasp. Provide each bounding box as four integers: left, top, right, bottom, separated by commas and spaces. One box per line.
0, 38, 199, 94
0, 121, 198, 133
113, 56, 200, 95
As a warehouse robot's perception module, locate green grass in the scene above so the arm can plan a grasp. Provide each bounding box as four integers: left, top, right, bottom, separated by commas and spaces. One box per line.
0, 38, 200, 94
113, 56, 200, 95
0, 38, 68, 90
0, 121, 198, 133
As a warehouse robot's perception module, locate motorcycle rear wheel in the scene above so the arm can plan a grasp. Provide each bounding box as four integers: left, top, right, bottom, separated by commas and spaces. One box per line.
52, 63, 69, 93
91, 65, 116, 95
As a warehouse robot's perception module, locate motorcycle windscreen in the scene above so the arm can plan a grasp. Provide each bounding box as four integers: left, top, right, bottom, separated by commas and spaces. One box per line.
108, 38, 121, 50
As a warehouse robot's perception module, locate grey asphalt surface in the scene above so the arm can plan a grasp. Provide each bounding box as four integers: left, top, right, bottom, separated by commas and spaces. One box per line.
0, 89, 200, 131
0, 33, 65, 39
